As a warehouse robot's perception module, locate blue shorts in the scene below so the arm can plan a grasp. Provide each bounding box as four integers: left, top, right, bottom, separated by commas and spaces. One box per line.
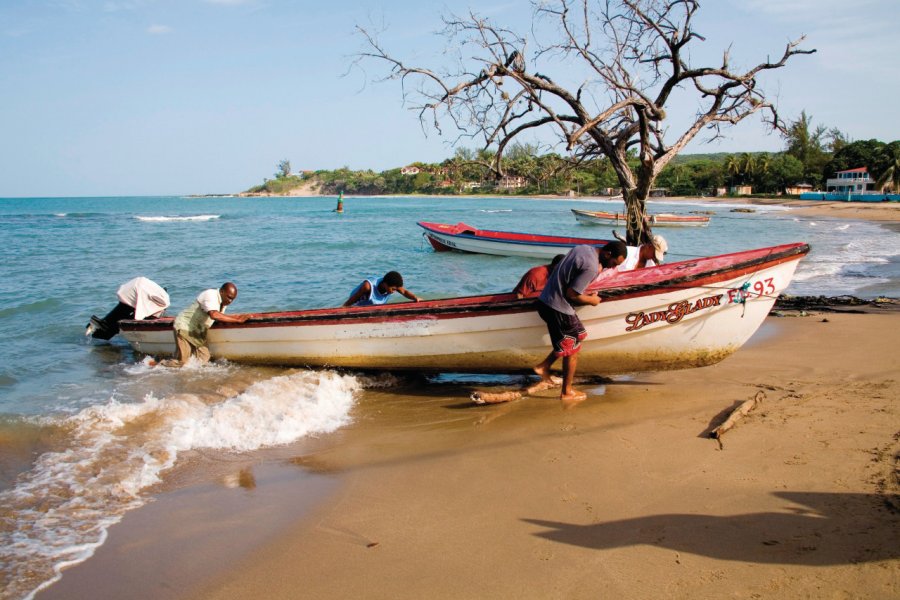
537, 302, 587, 357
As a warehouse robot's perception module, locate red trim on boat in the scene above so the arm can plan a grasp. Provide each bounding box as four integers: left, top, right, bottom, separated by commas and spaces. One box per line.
120, 243, 809, 333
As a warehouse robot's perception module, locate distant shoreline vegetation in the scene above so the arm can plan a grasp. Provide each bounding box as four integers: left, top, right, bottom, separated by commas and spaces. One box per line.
243, 132, 899, 199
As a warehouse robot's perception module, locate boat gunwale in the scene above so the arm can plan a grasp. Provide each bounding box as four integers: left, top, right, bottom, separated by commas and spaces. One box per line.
119, 243, 810, 332
570, 208, 710, 222
417, 221, 612, 247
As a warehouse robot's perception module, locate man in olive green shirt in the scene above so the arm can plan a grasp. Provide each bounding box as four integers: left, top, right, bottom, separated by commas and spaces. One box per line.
161, 282, 250, 367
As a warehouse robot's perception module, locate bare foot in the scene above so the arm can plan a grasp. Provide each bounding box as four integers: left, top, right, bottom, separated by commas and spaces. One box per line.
533, 364, 552, 382
560, 390, 588, 409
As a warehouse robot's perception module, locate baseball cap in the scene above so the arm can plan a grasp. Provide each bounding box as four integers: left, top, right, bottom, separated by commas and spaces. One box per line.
651, 235, 668, 263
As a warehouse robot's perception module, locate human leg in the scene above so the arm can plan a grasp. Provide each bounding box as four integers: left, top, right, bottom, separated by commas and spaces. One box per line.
161, 330, 193, 367
559, 354, 587, 407
533, 350, 557, 382
194, 344, 211, 364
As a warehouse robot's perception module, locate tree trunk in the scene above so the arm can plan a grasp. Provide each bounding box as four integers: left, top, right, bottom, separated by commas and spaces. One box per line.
622, 189, 649, 245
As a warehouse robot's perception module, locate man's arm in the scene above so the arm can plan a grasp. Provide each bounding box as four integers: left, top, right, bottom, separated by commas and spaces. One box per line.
208, 310, 250, 323
565, 287, 601, 306
636, 245, 655, 269
398, 287, 421, 302
343, 281, 371, 307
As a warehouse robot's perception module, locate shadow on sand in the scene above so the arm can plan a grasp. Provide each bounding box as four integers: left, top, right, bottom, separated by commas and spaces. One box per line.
524, 491, 900, 565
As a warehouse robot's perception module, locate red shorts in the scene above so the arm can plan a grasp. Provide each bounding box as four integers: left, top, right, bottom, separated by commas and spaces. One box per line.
537, 302, 587, 357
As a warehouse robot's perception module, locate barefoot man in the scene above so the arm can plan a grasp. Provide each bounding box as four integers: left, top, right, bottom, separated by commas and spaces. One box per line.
533, 241, 627, 405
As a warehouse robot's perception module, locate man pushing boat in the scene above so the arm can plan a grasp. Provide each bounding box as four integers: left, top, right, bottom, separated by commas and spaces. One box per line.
533, 241, 627, 406
160, 282, 250, 367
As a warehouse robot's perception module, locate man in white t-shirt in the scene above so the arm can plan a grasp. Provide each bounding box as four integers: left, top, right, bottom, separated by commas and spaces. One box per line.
161, 282, 250, 367
617, 234, 667, 271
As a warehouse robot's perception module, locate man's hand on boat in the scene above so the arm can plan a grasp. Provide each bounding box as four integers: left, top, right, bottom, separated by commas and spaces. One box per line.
567, 289, 602, 306
209, 310, 251, 324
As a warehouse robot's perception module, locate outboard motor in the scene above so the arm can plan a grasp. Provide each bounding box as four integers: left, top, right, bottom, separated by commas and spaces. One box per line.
86, 302, 135, 340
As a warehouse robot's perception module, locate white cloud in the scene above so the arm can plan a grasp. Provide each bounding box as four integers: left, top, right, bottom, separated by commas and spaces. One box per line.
147, 24, 172, 35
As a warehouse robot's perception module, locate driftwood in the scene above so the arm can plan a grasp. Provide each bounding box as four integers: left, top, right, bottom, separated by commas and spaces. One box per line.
710, 391, 766, 442
773, 295, 897, 313
471, 377, 562, 405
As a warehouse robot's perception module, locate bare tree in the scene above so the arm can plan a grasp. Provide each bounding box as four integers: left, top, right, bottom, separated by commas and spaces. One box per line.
357, 0, 814, 243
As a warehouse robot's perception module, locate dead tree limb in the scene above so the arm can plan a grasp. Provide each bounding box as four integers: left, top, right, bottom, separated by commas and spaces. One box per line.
710, 390, 766, 444
471, 377, 563, 404
356, 0, 814, 244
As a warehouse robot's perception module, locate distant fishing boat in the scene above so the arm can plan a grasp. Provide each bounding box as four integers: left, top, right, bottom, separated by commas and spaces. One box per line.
572, 208, 710, 227
418, 221, 612, 259
118, 242, 809, 375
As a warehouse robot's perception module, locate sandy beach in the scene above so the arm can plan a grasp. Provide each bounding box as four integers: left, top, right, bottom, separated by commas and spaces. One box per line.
36, 199, 899, 600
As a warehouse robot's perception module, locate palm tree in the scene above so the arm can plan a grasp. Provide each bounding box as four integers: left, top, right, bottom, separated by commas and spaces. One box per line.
724, 155, 741, 186
739, 153, 757, 183
875, 157, 900, 193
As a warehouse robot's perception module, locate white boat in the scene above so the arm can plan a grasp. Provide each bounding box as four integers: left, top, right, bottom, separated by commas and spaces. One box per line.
418, 221, 612, 259
118, 243, 808, 376
572, 208, 711, 227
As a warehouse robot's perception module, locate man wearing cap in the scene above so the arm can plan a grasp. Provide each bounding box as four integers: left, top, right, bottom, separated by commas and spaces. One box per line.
616, 234, 667, 271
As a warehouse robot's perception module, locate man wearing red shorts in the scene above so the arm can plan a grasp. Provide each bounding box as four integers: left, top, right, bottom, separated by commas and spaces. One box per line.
533, 241, 627, 405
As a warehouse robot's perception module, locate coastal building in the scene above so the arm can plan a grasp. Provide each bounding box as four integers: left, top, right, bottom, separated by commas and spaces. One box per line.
463, 181, 481, 189
785, 183, 813, 195
401, 166, 420, 175
498, 175, 526, 190
825, 167, 876, 194
729, 185, 752, 195
801, 166, 900, 202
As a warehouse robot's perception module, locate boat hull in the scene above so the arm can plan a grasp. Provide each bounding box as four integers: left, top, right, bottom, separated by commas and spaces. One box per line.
572, 208, 710, 227
119, 244, 807, 376
418, 221, 610, 259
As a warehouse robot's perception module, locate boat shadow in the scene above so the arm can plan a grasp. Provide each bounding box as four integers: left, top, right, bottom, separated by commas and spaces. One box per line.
523, 491, 900, 566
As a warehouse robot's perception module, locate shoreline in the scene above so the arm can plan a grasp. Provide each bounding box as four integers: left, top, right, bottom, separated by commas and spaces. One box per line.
37, 308, 900, 600
234, 190, 900, 223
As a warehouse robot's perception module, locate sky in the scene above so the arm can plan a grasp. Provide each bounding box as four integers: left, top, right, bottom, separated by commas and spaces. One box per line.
1, 0, 898, 197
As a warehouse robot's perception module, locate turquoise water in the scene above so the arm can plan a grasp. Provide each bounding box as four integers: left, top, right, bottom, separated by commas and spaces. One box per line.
0, 195, 897, 598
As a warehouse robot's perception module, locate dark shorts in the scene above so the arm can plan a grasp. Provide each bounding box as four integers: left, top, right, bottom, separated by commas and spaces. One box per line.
537, 302, 587, 357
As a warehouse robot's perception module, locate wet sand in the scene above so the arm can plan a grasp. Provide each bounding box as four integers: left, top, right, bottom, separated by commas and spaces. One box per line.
39, 307, 900, 600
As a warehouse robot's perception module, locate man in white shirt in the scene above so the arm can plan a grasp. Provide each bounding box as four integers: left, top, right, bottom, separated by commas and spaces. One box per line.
86, 276, 170, 340
161, 282, 250, 367
617, 234, 668, 271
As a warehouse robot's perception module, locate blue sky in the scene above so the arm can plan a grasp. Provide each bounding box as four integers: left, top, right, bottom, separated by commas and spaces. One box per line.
1, 0, 898, 197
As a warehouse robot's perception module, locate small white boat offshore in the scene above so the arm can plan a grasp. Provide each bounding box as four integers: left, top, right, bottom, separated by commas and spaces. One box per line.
418, 221, 612, 259
572, 208, 711, 227
118, 243, 808, 376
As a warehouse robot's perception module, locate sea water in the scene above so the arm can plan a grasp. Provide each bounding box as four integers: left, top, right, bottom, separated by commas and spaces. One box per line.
0, 195, 896, 599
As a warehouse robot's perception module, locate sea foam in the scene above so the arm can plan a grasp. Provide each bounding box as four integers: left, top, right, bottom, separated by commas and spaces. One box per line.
134, 214, 220, 222
0, 369, 359, 600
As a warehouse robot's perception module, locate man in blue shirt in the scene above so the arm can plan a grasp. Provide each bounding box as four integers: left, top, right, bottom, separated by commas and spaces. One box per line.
343, 271, 421, 307
534, 241, 627, 406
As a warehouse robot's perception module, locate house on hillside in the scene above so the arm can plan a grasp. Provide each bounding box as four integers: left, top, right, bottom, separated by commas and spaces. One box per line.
498, 175, 526, 190
401, 166, 420, 176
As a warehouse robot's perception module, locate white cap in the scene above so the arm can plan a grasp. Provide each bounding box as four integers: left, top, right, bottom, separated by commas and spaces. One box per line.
651, 235, 668, 263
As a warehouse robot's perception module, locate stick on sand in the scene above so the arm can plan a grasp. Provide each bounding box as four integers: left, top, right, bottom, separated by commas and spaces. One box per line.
471, 377, 563, 404
710, 390, 766, 441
